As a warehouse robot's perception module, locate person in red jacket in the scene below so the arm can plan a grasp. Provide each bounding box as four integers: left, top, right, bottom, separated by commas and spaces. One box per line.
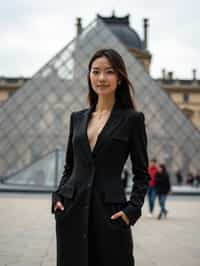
147, 158, 158, 218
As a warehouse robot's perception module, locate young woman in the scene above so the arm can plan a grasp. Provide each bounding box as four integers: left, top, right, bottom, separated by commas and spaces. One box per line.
155, 163, 171, 219
51, 48, 150, 266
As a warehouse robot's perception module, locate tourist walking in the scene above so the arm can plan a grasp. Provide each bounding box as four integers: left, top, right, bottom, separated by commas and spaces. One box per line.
155, 163, 171, 219
147, 158, 158, 218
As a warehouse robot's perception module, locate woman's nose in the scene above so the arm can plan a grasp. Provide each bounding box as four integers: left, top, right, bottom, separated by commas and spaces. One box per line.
98, 72, 106, 81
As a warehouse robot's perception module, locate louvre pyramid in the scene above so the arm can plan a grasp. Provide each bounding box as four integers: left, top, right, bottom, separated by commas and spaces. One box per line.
0, 18, 200, 188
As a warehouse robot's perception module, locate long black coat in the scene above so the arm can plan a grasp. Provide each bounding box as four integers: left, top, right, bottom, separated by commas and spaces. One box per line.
51, 99, 150, 266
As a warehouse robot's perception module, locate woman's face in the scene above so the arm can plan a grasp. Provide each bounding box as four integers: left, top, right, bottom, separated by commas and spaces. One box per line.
89, 56, 119, 97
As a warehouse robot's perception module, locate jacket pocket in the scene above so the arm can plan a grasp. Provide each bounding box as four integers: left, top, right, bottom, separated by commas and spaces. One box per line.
58, 184, 75, 199
114, 216, 130, 229
103, 191, 127, 203
55, 185, 75, 221
103, 199, 130, 230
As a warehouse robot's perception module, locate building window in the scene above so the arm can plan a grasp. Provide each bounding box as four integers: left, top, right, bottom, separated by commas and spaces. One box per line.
183, 93, 189, 103
182, 108, 193, 119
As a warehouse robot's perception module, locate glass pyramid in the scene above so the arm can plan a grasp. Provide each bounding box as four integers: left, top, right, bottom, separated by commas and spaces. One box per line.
0, 18, 199, 189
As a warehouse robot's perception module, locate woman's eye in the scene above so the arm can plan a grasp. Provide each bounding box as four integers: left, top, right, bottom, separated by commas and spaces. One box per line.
92, 71, 99, 74
106, 70, 115, 74
91, 70, 115, 75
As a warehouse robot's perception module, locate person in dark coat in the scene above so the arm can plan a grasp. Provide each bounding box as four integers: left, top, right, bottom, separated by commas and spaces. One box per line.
186, 172, 194, 186
51, 49, 150, 266
155, 163, 171, 219
195, 170, 200, 187
176, 169, 183, 185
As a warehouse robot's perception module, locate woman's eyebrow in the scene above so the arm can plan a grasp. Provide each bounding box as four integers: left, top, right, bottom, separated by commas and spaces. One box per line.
91, 66, 114, 70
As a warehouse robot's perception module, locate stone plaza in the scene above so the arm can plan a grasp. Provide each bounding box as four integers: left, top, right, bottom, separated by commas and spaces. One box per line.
0, 192, 199, 266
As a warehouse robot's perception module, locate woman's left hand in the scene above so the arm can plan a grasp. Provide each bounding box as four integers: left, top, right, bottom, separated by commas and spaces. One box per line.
111, 211, 130, 225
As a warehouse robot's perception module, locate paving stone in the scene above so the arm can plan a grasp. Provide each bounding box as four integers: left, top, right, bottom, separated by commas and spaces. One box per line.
0, 193, 199, 266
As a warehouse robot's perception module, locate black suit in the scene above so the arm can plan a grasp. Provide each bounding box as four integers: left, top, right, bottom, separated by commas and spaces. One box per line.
51, 99, 150, 266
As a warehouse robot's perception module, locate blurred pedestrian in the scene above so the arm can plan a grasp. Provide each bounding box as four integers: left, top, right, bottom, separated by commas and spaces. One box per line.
155, 163, 171, 219
147, 158, 158, 218
197, 170, 200, 187
186, 172, 194, 186
176, 170, 183, 185
194, 170, 200, 187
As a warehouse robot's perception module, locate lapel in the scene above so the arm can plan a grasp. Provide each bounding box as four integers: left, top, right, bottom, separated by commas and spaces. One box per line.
79, 99, 125, 164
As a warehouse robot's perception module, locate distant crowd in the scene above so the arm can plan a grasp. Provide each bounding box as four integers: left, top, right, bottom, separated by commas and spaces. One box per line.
176, 169, 200, 187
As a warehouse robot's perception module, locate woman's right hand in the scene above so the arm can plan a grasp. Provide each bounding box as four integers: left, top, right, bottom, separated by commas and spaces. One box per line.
54, 201, 64, 212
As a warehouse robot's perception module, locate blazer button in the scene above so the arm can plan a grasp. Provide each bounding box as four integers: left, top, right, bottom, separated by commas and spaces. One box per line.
87, 183, 92, 188
83, 233, 87, 239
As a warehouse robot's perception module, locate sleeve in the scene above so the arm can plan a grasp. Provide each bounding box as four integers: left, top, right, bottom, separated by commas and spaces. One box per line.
122, 111, 150, 225
51, 112, 74, 214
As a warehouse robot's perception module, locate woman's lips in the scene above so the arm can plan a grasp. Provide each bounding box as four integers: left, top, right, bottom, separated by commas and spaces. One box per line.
97, 85, 109, 87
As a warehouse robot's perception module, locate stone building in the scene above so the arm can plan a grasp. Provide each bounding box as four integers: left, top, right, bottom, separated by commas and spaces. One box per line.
0, 77, 28, 106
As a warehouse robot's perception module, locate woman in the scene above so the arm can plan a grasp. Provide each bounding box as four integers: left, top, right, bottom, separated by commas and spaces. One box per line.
155, 163, 171, 219
51, 49, 150, 266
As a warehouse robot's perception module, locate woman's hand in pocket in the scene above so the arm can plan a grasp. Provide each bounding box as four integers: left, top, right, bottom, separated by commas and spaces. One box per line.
110, 210, 130, 225
54, 201, 64, 212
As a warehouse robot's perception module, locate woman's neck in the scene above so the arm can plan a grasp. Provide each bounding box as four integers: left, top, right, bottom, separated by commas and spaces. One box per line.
95, 95, 116, 112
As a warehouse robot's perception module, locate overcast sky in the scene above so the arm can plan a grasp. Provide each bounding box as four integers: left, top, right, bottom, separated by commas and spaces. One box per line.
0, 0, 199, 79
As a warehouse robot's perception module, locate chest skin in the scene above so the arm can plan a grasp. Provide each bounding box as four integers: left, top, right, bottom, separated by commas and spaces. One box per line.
87, 111, 111, 153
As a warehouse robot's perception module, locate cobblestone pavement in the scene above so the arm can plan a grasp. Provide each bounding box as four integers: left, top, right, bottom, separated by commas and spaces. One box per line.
0, 193, 199, 266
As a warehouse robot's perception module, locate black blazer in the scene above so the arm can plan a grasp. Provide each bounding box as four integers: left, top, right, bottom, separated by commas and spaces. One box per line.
51, 99, 150, 226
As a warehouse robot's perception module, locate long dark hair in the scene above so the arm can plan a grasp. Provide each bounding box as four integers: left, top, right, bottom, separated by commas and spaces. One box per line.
87, 49, 136, 110
159, 164, 168, 175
